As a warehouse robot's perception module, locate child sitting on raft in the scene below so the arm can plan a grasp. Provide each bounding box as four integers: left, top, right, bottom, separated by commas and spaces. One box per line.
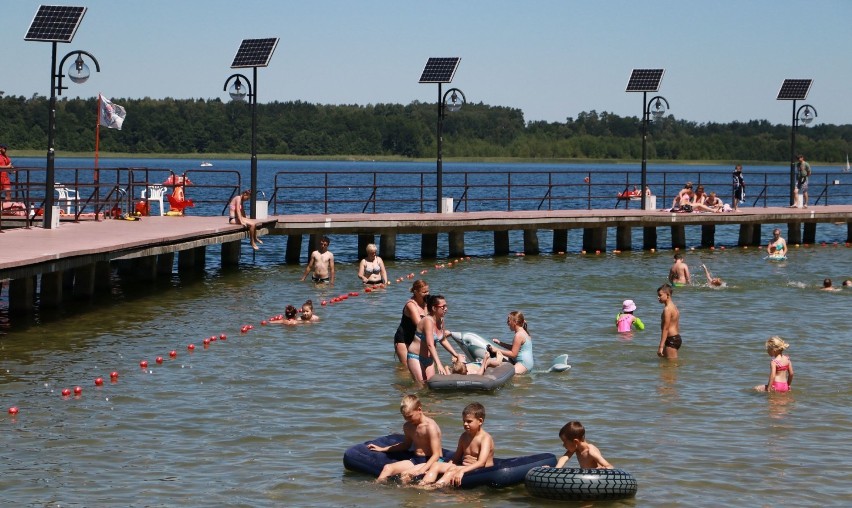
754, 336, 794, 393
419, 402, 495, 488
616, 299, 644, 333
367, 394, 444, 484
552, 421, 613, 469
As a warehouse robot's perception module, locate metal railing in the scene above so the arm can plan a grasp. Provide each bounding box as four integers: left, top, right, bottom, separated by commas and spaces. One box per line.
270, 169, 852, 215
1, 167, 241, 228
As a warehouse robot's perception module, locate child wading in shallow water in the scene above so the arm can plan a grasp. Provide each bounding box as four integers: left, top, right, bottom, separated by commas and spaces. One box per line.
755, 336, 794, 392
616, 299, 644, 333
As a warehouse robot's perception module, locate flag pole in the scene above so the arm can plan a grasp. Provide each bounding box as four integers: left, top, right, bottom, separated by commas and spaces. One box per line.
95, 93, 101, 220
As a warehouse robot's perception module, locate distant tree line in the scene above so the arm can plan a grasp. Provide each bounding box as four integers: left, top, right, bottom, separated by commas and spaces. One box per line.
1, 95, 850, 162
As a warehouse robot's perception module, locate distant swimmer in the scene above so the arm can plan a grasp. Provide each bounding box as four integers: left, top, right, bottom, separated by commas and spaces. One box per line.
668, 253, 691, 286
701, 264, 724, 287
821, 278, 840, 291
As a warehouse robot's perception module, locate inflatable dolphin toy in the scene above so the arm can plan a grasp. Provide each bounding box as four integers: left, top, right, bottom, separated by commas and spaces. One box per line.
450, 332, 571, 373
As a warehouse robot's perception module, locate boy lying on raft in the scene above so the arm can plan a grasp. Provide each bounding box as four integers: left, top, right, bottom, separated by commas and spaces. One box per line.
450, 345, 505, 376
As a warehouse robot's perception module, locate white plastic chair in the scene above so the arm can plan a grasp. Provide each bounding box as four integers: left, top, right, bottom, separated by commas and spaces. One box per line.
54, 183, 79, 214
141, 185, 167, 216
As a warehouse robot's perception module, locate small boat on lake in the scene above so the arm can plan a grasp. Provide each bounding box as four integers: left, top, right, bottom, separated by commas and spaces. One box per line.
200, 161, 213, 167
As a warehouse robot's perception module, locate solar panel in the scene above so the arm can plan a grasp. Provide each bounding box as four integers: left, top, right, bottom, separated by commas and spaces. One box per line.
231, 38, 279, 68
419, 57, 461, 83
626, 69, 665, 92
24, 5, 87, 42
776, 79, 813, 100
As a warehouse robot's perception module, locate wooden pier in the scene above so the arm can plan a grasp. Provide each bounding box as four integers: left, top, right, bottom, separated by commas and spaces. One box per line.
2, 207, 852, 316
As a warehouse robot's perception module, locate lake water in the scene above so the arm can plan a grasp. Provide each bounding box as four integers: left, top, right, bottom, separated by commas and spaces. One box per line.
1, 160, 851, 506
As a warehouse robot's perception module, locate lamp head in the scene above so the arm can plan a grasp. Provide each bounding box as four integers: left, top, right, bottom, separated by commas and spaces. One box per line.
651, 98, 666, 121
799, 106, 814, 125
68, 54, 90, 84
444, 89, 465, 113
229, 78, 248, 102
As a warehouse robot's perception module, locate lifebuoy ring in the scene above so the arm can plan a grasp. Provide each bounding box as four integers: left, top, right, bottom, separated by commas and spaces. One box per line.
524, 466, 637, 501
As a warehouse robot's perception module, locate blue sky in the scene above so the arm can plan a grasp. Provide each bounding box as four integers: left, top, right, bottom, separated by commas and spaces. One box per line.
3, 0, 851, 126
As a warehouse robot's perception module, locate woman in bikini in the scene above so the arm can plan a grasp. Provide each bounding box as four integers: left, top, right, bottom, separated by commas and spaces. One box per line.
358, 243, 388, 286
406, 294, 461, 384
394, 280, 429, 364
755, 336, 794, 392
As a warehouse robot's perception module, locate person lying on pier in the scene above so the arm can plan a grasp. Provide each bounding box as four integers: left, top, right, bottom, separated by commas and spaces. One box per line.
692, 191, 724, 212
229, 190, 262, 250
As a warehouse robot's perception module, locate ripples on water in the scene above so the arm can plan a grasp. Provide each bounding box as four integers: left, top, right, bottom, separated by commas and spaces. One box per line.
2, 224, 852, 506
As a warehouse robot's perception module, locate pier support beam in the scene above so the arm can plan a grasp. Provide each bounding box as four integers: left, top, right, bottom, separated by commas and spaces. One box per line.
358, 234, 375, 259
701, 225, 716, 248
421, 234, 438, 259
803, 223, 816, 245
523, 229, 540, 255
670, 225, 686, 250
40, 271, 63, 308
643, 227, 657, 251
380, 233, 397, 261
751, 224, 762, 246
616, 226, 632, 251
157, 252, 175, 276
285, 234, 302, 264
136, 256, 157, 282
494, 231, 510, 256
9, 277, 35, 315
737, 224, 754, 247
848, 222, 852, 244
448, 231, 465, 258
73, 263, 96, 298
221, 241, 241, 267
787, 223, 801, 245
95, 261, 111, 291
552, 229, 568, 253
582, 227, 606, 253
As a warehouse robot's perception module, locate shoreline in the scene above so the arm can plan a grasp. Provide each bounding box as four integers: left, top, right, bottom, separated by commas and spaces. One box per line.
8, 152, 814, 167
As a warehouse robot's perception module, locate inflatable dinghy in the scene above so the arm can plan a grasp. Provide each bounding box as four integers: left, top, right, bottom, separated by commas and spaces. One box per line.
426, 362, 515, 391
344, 434, 556, 488
525, 466, 637, 500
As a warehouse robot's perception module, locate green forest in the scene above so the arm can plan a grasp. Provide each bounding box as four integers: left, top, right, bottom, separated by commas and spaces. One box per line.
1, 95, 850, 162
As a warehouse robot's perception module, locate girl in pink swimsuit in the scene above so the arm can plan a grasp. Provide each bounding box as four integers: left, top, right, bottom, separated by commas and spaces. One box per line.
755, 336, 794, 393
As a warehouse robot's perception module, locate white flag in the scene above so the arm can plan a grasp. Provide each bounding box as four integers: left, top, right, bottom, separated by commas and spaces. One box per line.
99, 94, 126, 130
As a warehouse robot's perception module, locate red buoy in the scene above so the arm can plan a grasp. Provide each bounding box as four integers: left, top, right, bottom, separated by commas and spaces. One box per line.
95, 377, 104, 386
8, 407, 18, 415
74, 386, 82, 396
61, 388, 71, 397
139, 360, 148, 368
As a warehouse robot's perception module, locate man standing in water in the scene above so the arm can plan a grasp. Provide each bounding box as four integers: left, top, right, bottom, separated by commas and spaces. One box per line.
657, 285, 681, 359
668, 253, 690, 286
301, 235, 335, 285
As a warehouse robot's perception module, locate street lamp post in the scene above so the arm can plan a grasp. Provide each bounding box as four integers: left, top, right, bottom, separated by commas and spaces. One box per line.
223, 71, 258, 218
789, 103, 817, 205
436, 86, 466, 212
640, 93, 669, 210
45, 47, 100, 229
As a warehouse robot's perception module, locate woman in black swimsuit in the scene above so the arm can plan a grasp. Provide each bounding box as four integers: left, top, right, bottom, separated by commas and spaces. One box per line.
394, 279, 429, 364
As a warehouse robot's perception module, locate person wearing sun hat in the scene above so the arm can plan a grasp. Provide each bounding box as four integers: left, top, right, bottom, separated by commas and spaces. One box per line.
616, 299, 644, 333
0, 143, 14, 198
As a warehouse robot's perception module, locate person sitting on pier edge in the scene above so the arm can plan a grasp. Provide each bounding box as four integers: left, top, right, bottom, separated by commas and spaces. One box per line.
229, 190, 262, 250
